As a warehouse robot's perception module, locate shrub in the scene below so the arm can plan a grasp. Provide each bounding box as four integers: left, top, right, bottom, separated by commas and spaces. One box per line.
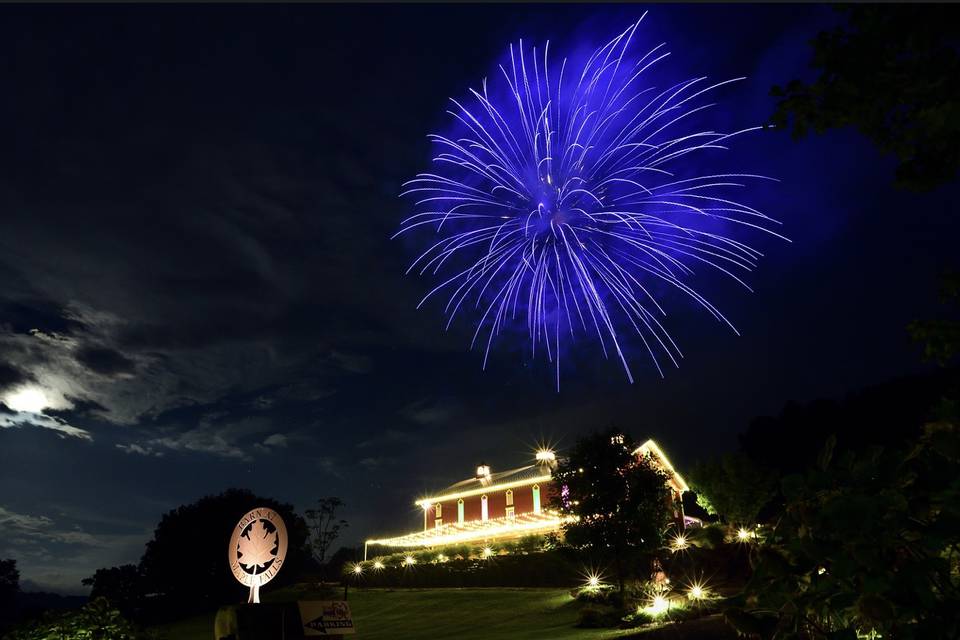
351, 548, 583, 589
515, 534, 547, 554
1, 598, 150, 640
729, 425, 960, 639
687, 523, 726, 549
576, 604, 620, 628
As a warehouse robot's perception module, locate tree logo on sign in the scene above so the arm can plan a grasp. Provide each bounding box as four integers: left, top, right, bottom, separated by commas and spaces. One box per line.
228, 507, 288, 603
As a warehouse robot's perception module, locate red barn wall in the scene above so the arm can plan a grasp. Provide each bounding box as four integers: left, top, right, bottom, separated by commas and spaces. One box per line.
430, 480, 555, 526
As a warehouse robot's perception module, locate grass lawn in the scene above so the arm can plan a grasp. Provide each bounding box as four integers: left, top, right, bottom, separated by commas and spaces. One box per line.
154, 587, 643, 640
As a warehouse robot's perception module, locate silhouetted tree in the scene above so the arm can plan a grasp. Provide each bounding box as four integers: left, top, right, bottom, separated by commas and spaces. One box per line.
324, 546, 360, 579
0, 558, 19, 599
552, 428, 672, 594
910, 271, 960, 367
81, 565, 143, 617
1, 558, 20, 626
137, 488, 310, 617
772, 5, 960, 190
305, 497, 347, 565
739, 369, 959, 477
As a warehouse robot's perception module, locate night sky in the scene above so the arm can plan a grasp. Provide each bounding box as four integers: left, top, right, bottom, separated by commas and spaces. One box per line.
1, 4, 957, 594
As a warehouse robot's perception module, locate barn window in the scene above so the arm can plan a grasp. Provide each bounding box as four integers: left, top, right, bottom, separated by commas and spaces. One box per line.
532, 484, 541, 513
435, 503, 442, 518
457, 499, 464, 524
481, 495, 489, 521
506, 506, 515, 519
505, 489, 514, 506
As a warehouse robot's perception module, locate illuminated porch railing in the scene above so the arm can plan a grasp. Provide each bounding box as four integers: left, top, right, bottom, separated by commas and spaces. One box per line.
365, 510, 566, 553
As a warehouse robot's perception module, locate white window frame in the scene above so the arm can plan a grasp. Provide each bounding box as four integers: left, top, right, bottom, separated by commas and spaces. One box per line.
457, 498, 464, 524
532, 484, 541, 513
481, 494, 489, 521
505, 489, 514, 506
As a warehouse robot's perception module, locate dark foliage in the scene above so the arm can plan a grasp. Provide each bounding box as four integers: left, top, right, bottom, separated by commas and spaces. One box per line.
728, 424, 960, 639
0, 559, 19, 602
576, 604, 622, 629
326, 545, 366, 578
131, 488, 310, 620
772, 5, 960, 190
552, 428, 673, 593
739, 368, 959, 477
689, 453, 777, 527
0, 559, 20, 630
910, 271, 960, 367
351, 549, 584, 589
80, 565, 143, 619
1, 597, 145, 640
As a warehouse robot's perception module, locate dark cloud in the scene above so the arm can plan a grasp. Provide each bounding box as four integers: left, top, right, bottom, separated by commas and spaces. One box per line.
0, 298, 84, 336
0, 362, 33, 391
74, 346, 136, 376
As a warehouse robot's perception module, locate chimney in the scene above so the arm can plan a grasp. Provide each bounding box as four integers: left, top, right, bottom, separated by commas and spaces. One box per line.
536, 449, 558, 470
476, 463, 491, 485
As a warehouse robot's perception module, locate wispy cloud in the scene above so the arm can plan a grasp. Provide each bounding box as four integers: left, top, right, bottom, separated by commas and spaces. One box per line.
117, 416, 301, 461
0, 506, 100, 548
0, 410, 92, 440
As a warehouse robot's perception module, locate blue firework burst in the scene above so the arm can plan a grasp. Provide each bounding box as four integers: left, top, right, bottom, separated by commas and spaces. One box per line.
396, 15, 786, 386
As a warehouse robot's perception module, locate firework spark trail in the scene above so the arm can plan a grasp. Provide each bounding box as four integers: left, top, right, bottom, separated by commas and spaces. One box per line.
396, 15, 787, 387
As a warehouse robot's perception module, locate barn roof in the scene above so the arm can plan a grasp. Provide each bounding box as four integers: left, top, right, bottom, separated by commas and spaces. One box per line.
412, 438, 688, 508
415, 462, 553, 507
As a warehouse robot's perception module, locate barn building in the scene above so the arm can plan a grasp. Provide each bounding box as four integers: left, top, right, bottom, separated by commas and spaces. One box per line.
364, 439, 691, 559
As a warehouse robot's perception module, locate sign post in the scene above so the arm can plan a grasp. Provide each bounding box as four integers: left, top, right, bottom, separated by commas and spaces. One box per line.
228, 507, 288, 604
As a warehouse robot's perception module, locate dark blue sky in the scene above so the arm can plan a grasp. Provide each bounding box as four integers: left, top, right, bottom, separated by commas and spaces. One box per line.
0, 4, 956, 594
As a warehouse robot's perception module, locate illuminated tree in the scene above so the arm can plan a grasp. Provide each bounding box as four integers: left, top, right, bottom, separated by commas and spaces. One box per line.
689, 452, 776, 527
552, 428, 672, 593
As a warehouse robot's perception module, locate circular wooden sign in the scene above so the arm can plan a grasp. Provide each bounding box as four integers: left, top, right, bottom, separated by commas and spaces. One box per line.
228, 507, 288, 603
